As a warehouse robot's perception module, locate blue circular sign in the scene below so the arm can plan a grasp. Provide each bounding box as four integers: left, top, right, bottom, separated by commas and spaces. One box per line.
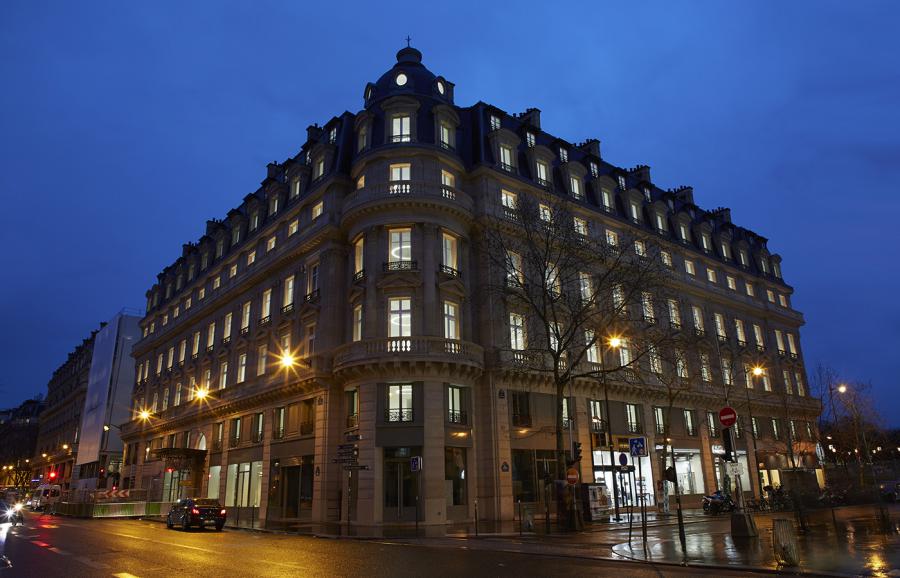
618, 453, 628, 466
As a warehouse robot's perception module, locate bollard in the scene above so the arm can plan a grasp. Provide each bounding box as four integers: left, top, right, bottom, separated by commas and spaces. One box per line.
474, 498, 479, 537
518, 499, 522, 536
773, 518, 800, 567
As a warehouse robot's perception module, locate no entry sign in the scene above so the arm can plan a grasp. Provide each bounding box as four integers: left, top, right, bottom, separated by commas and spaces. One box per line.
719, 406, 737, 428
566, 468, 579, 485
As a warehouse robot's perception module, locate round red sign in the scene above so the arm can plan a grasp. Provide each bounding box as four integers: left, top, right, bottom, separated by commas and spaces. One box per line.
719, 406, 737, 428
566, 468, 579, 485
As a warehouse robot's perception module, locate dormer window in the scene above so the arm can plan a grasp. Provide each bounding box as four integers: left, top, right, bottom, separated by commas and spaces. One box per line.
250, 212, 259, 231
526, 132, 535, 147
329, 127, 337, 144
314, 158, 325, 180
232, 226, 241, 246
643, 188, 652, 202
305, 151, 311, 165
655, 213, 667, 231
439, 123, 453, 150
617, 175, 626, 190
739, 250, 748, 266
559, 147, 568, 163
188, 264, 195, 281
357, 126, 368, 152
201, 253, 209, 270
291, 177, 300, 199
773, 261, 782, 278
269, 196, 279, 215
760, 258, 770, 274
570, 176, 583, 200
629, 202, 641, 222
535, 160, 550, 186
499, 145, 514, 172
720, 242, 731, 260
590, 162, 598, 177
489, 114, 501, 131
679, 224, 690, 242
391, 115, 411, 143
601, 189, 613, 210
215, 239, 224, 259
436, 80, 445, 94
701, 233, 711, 251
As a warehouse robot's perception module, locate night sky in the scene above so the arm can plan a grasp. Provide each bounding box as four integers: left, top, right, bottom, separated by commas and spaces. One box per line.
2, 2, 897, 425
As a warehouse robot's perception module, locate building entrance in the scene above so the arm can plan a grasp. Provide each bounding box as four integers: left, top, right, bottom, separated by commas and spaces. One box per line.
383, 447, 420, 522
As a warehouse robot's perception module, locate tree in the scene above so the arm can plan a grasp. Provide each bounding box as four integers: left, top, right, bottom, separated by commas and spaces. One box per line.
479, 193, 676, 507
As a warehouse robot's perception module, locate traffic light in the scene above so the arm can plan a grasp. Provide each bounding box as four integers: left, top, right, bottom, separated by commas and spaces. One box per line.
572, 441, 583, 462
48, 471, 57, 480
722, 427, 734, 462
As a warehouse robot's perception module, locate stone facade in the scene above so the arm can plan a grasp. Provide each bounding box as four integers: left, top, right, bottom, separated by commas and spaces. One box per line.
121, 46, 820, 528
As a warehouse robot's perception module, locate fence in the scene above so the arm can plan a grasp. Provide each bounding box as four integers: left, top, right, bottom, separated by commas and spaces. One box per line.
54, 501, 173, 518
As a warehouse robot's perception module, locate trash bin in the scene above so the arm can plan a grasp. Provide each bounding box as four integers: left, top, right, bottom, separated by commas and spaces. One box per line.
773, 518, 799, 567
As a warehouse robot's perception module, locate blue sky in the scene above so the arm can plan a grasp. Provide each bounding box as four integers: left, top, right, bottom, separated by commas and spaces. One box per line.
1, 1, 898, 424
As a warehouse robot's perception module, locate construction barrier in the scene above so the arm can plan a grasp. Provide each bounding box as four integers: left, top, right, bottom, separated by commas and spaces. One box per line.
53, 501, 173, 519
773, 518, 800, 566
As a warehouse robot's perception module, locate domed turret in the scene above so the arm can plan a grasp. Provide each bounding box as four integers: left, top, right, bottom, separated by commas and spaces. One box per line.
364, 45, 453, 106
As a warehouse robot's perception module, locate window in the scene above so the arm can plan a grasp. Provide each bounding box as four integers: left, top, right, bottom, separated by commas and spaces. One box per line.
706, 412, 719, 437
388, 165, 411, 195
448, 385, 465, 424
162, 388, 169, 411
634, 240, 646, 257
539, 203, 551, 221
629, 202, 641, 222
605, 229, 618, 246
655, 213, 667, 231
654, 407, 666, 435
612, 284, 625, 311
247, 251, 256, 267
589, 161, 598, 177
192, 331, 200, 356
625, 403, 641, 433
617, 175, 626, 190
795, 371, 806, 396
489, 114, 500, 130
391, 115, 411, 142
679, 224, 689, 242
701, 233, 711, 252
692, 306, 705, 332
739, 250, 748, 267
216, 239, 224, 259
735, 319, 747, 343
526, 131, 535, 147
386, 384, 413, 422
574, 217, 588, 236
506, 251, 523, 286
207, 322, 216, 349
219, 361, 228, 390
238, 353, 247, 383
311, 201, 324, 220
439, 123, 452, 148
700, 353, 712, 382
306, 324, 316, 355
443, 301, 459, 340
570, 176, 583, 200
722, 356, 734, 385
585, 330, 599, 363
727, 276, 736, 290
388, 297, 412, 346
353, 237, 364, 274
441, 170, 455, 195
649, 344, 662, 374
501, 189, 517, 209
174, 383, 182, 406
307, 263, 319, 294
745, 282, 755, 297
241, 301, 251, 330
683, 410, 697, 436
167, 346, 174, 369
388, 228, 412, 263
786, 333, 797, 355
559, 147, 568, 163
782, 369, 793, 394
441, 232, 458, 271
291, 177, 300, 199
661, 250, 673, 268
675, 349, 688, 378
707, 268, 717, 283
618, 338, 632, 366
536, 161, 549, 184
760, 258, 770, 274
685, 260, 695, 275
266, 236, 276, 252
511, 391, 531, 426
499, 145, 514, 170
231, 417, 242, 445
178, 339, 186, 363
261, 288, 272, 320
778, 294, 788, 307
771, 418, 780, 440
767, 289, 776, 303
198, 287, 206, 300
714, 313, 727, 339
283, 275, 294, 308
579, 272, 592, 303
269, 196, 279, 216
256, 345, 267, 376
250, 212, 259, 231
601, 189, 613, 210
352, 304, 363, 342
223, 313, 232, 341
641, 292, 654, 322
753, 324, 764, 348
509, 313, 526, 350
313, 158, 325, 180
752, 417, 760, 439
775, 329, 785, 353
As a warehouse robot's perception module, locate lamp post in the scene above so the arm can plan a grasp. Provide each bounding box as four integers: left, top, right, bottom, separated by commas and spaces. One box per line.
602, 336, 622, 522
746, 367, 764, 497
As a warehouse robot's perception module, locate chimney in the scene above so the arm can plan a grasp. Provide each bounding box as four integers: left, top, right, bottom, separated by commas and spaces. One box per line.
581, 138, 601, 158
519, 108, 541, 129
266, 161, 281, 180
674, 186, 694, 205
630, 164, 651, 183
306, 123, 323, 143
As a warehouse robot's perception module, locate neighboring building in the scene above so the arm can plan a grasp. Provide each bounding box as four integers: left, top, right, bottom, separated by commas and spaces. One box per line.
33, 311, 141, 493
121, 46, 820, 529
0, 397, 44, 487
74, 311, 142, 492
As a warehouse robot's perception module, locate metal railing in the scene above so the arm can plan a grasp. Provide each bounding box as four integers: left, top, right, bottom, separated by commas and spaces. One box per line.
352, 269, 365, 282
511, 413, 532, 428
258, 315, 271, 327
343, 180, 474, 215
448, 409, 467, 425
385, 408, 413, 423
383, 260, 418, 272
304, 289, 320, 303
439, 264, 460, 277
281, 303, 294, 315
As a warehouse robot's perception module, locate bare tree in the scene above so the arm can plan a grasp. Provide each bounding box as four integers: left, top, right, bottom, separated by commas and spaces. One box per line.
479, 192, 676, 484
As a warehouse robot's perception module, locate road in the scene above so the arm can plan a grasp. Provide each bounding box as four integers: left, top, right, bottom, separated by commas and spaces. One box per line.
0, 512, 766, 577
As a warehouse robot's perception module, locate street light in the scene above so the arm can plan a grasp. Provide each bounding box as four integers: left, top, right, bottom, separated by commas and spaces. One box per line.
138, 410, 151, 421
746, 366, 764, 497
837, 384, 847, 394
62, 444, 69, 450
601, 335, 622, 522
195, 388, 209, 400
280, 352, 296, 369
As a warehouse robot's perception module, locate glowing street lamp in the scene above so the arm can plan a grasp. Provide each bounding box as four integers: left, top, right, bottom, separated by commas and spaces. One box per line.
195, 388, 209, 400
837, 384, 847, 394
62, 444, 69, 450
752, 366, 764, 377
280, 353, 296, 369
138, 410, 151, 421
608, 336, 622, 349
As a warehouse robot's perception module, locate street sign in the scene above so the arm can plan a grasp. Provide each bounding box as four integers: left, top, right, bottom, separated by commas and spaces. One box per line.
343, 465, 369, 471
616, 465, 635, 473
566, 468, 579, 485
618, 453, 628, 466
726, 462, 742, 476
410, 456, 423, 472
719, 406, 737, 428
665, 466, 677, 483
629, 436, 647, 457
337, 443, 358, 450
345, 433, 362, 442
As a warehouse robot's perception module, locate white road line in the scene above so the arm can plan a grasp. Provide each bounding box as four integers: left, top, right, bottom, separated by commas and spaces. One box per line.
112, 573, 141, 578
74, 556, 110, 569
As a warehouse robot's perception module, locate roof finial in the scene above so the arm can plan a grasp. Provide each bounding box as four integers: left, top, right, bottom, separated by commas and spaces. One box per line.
406, 35, 411, 47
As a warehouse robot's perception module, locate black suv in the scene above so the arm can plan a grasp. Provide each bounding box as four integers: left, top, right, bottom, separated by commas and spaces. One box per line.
166, 498, 226, 531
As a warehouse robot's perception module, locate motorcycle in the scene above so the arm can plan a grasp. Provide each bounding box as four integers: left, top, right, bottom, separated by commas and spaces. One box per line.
4, 503, 24, 526
702, 491, 736, 514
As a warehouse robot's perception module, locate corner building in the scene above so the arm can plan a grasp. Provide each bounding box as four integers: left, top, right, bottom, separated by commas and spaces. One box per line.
122, 46, 821, 529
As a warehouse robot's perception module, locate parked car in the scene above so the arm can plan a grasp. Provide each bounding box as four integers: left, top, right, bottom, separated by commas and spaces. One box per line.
166, 498, 226, 531
31, 484, 61, 511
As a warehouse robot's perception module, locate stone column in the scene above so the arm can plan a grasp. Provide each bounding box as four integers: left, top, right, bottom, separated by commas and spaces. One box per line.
422, 379, 446, 525
355, 381, 379, 525
421, 224, 438, 336
257, 413, 273, 526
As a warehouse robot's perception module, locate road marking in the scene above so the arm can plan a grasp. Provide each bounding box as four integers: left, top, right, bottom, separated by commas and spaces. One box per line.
75, 556, 110, 569
47, 546, 69, 555
112, 574, 141, 578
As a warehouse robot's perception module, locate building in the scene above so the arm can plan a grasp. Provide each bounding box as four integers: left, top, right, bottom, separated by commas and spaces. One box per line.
121, 46, 820, 529
33, 311, 141, 493
0, 397, 44, 488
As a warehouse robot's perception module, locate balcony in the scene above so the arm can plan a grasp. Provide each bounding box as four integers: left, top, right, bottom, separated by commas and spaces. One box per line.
536, 177, 552, 188
626, 421, 642, 434
778, 349, 786, 357
686, 427, 698, 437
590, 418, 607, 433
281, 302, 294, 315
717, 334, 728, 344
191, 353, 200, 361
343, 181, 474, 221
228, 437, 239, 448
511, 413, 532, 428
669, 321, 682, 331
300, 421, 314, 436
334, 337, 484, 377
498, 162, 516, 174
737, 339, 748, 348
643, 315, 657, 325
790, 352, 798, 360
258, 315, 271, 327
448, 409, 467, 425
561, 418, 573, 429
205, 345, 214, 354
694, 328, 706, 337
502, 206, 519, 222
439, 264, 460, 277
352, 269, 365, 283
383, 260, 418, 272
385, 408, 413, 423
240, 326, 250, 337
304, 289, 320, 303
221, 336, 231, 346
346, 413, 359, 429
